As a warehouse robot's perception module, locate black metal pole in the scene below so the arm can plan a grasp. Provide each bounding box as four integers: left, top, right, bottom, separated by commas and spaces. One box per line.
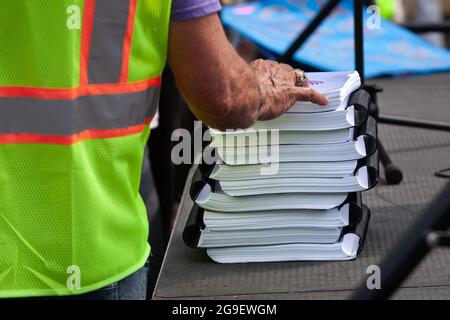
377, 139, 403, 185
378, 114, 450, 131
351, 182, 450, 300
279, 0, 341, 64
354, 0, 365, 83
402, 21, 450, 33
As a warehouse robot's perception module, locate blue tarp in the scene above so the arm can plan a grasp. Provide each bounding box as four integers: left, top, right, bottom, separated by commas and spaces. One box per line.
221, 0, 450, 78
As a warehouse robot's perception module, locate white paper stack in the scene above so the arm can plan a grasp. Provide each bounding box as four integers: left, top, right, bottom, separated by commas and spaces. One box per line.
288, 70, 361, 113
188, 71, 375, 263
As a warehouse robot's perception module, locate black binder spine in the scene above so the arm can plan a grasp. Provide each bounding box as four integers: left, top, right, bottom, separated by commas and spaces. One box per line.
182, 204, 205, 249
356, 116, 378, 156
341, 204, 371, 255
348, 89, 371, 110
354, 114, 379, 190
354, 151, 379, 190
357, 115, 377, 139
340, 192, 363, 226
189, 164, 215, 202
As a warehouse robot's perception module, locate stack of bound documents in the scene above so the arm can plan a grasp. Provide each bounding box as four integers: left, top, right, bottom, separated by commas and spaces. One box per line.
184, 71, 378, 263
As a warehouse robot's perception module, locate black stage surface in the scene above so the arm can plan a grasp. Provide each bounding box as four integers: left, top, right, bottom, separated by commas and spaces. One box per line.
153, 73, 450, 300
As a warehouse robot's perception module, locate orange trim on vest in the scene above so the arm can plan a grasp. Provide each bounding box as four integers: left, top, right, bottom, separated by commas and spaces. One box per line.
0, 77, 161, 100
80, 0, 96, 86
120, 0, 137, 83
0, 115, 154, 145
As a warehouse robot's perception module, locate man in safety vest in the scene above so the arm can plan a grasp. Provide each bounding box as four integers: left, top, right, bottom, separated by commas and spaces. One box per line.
0, 0, 327, 299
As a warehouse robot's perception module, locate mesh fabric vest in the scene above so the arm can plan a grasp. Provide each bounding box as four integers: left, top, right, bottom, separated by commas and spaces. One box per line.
0, 0, 171, 297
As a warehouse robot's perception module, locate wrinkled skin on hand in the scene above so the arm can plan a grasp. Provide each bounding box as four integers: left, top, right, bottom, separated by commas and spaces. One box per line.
250, 59, 328, 121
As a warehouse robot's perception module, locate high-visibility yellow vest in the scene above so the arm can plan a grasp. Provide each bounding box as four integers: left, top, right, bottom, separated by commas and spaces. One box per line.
0, 0, 171, 298
376, 0, 395, 20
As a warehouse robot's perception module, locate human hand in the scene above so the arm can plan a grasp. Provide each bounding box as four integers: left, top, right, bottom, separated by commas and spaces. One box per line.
249, 59, 328, 121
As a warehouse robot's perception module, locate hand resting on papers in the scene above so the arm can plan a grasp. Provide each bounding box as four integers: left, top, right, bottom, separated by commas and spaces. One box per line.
250, 59, 329, 121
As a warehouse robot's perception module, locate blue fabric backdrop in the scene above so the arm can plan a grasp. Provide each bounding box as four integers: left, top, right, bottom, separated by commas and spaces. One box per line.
222, 0, 450, 78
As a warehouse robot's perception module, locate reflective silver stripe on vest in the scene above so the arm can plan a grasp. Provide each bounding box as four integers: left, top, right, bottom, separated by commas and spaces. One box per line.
88, 0, 130, 84
0, 86, 159, 136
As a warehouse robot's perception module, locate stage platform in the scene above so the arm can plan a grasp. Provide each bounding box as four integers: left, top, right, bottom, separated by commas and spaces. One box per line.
153, 73, 450, 300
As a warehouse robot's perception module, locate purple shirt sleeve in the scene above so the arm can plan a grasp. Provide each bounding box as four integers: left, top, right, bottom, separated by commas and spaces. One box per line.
171, 0, 222, 21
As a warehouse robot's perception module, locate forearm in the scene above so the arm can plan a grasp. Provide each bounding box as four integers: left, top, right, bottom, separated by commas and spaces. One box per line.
169, 14, 260, 130
168, 14, 327, 131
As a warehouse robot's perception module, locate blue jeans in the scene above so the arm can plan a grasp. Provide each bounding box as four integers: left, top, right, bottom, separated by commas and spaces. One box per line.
41, 262, 150, 300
